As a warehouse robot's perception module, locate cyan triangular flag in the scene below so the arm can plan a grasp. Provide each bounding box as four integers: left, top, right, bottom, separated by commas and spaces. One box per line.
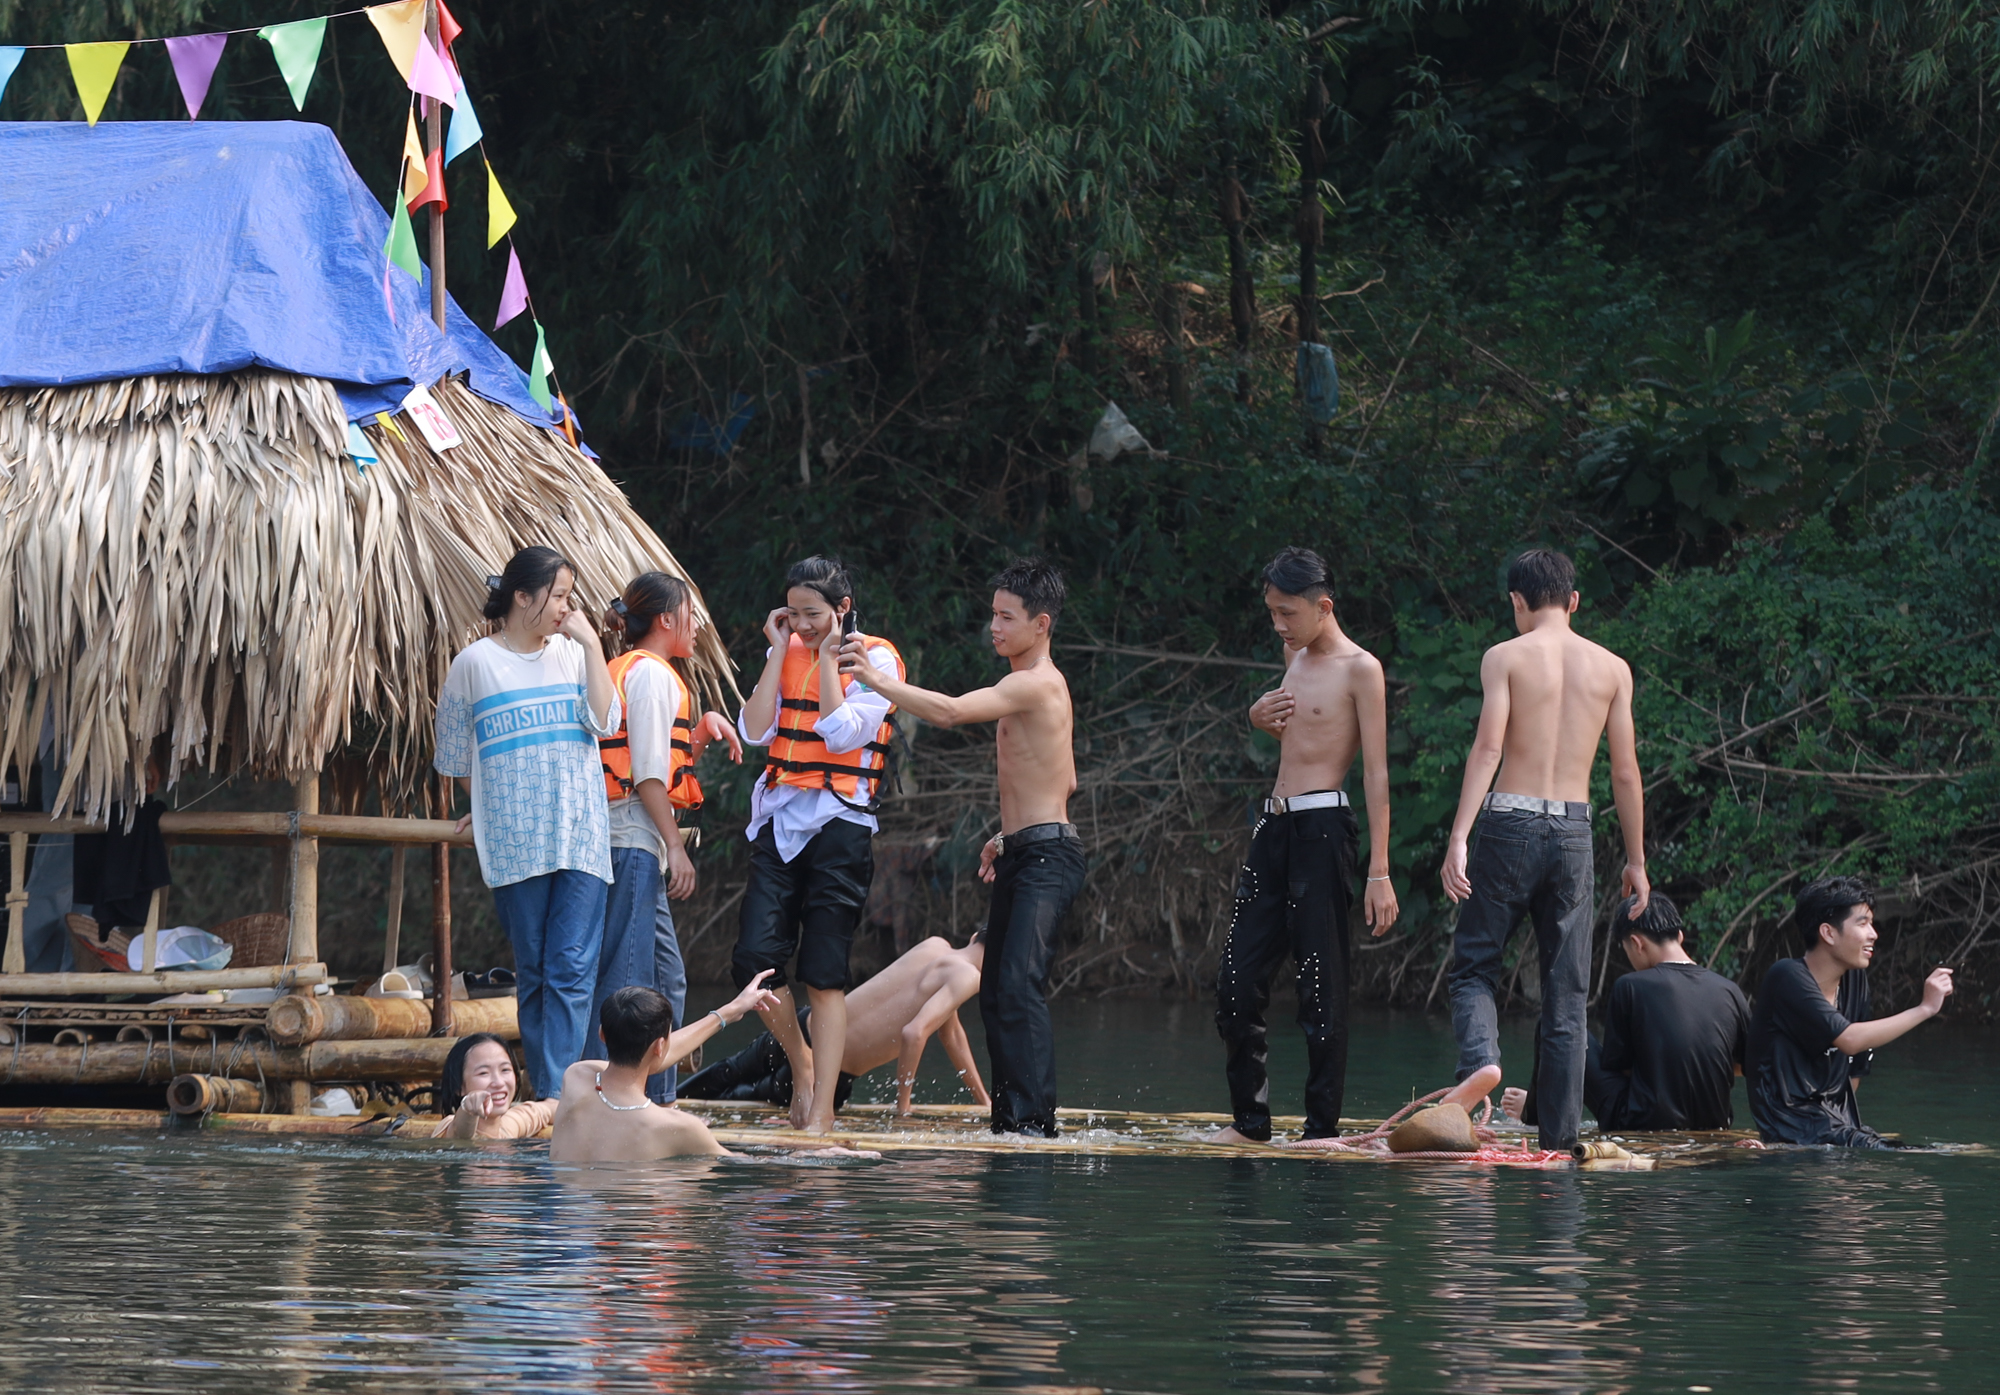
258, 18, 326, 111
443, 78, 483, 164
0, 47, 25, 107
346, 420, 379, 471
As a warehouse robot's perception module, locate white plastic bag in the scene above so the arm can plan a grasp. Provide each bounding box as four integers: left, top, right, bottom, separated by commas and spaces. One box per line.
1088, 401, 1153, 460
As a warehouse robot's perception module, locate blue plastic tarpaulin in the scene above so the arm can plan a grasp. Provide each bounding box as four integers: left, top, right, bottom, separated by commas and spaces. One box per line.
0, 121, 561, 431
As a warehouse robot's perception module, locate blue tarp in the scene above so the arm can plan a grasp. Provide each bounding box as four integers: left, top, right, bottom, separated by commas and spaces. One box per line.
0, 121, 560, 430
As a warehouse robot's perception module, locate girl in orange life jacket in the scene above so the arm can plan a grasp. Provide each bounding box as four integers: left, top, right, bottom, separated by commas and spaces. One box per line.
594, 571, 741, 1103
733, 555, 905, 1134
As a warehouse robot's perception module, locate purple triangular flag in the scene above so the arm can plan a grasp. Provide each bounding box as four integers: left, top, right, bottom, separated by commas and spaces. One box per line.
495, 246, 529, 329
164, 33, 226, 120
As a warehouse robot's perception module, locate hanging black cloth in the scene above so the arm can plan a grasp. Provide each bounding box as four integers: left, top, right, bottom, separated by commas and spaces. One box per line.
72, 798, 171, 932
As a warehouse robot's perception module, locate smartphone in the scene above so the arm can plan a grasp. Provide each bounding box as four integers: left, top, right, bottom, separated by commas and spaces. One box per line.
842, 611, 859, 638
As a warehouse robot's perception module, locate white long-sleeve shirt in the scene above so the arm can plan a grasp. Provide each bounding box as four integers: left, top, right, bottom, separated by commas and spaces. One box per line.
739, 641, 897, 862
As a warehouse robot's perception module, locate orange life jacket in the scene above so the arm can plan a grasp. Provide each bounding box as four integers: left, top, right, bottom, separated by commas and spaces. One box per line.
765, 631, 904, 811
600, 649, 705, 815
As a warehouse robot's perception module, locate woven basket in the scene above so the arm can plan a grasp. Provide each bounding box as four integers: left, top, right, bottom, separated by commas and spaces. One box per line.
207, 913, 291, 969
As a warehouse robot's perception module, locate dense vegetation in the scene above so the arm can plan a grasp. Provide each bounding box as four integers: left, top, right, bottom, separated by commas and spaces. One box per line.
13, 0, 1999, 1013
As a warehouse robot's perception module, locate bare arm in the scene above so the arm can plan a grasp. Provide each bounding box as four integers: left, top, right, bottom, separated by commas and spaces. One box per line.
740, 611, 793, 742
559, 612, 618, 732
1441, 648, 1511, 902
662, 972, 780, 1067
1605, 660, 1649, 915
1353, 657, 1399, 934
1833, 969, 1953, 1053
635, 777, 696, 900
894, 984, 976, 1116
937, 1008, 990, 1108
840, 642, 1032, 728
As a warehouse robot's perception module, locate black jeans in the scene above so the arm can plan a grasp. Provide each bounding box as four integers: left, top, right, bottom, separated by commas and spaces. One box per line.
981, 830, 1087, 1136
732, 818, 873, 991
1523, 1033, 1634, 1131
1448, 807, 1594, 1150
677, 1008, 856, 1111
1214, 805, 1358, 1141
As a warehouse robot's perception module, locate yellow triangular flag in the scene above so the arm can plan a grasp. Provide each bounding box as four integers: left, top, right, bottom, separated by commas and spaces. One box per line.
402, 109, 429, 206
66, 42, 130, 126
486, 161, 517, 248
365, 0, 427, 81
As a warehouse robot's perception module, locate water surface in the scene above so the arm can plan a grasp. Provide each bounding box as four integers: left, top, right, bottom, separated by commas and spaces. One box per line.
0, 1001, 1991, 1393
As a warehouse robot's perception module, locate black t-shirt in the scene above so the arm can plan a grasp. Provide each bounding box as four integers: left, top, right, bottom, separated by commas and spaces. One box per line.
1746, 957, 1882, 1147
1599, 962, 1750, 1130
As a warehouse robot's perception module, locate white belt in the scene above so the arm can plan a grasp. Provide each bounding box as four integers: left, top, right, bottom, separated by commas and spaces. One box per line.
1483, 792, 1592, 820
1264, 790, 1349, 815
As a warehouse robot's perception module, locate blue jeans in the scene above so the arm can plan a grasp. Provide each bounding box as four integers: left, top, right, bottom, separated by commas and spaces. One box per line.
651, 882, 687, 1103
595, 844, 662, 1050
1447, 808, 1595, 1150
492, 868, 608, 1100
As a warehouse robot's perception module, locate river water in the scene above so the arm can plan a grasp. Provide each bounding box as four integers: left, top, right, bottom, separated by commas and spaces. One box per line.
0, 1000, 1992, 1393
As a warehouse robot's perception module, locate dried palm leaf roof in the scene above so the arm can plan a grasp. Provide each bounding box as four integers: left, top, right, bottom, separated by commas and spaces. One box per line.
0, 369, 736, 820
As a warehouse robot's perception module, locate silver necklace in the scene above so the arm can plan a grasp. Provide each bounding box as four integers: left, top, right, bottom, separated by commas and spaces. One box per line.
594, 1071, 651, 1111
495, 629, 549, 661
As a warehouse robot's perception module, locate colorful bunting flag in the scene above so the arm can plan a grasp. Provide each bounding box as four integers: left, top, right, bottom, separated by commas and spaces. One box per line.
408, 37, 457, 107
486, 161, 517, 247
402, 109, 429, 206
528, 321, 555, 411
0, 47, 25, 107
364, 0, 426, 81
346, 420, 379, 471
438, 0, 465, 51
375, 411, 408, 444
495, 246, 528, 329
443, 79, 482, 164
384, 194, 422, 278
65, 42, 130, 126
419, 147, 447, 212
258, 18, 326, 112
163, 33, 226, 121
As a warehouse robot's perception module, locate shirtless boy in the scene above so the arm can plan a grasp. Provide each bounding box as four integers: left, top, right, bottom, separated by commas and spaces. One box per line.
550, 976, 779, 1162
1212, 547, 1397, 1144
840, 558, 1080, 1137
1441, 547, 1648, 1152
681, 934, 989, 1117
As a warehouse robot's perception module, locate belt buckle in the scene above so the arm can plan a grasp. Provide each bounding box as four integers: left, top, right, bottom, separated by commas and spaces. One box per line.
1267, 796, 1289, 816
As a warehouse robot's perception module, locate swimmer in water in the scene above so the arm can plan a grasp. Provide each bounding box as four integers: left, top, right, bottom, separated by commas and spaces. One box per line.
551, 977, 781, 1161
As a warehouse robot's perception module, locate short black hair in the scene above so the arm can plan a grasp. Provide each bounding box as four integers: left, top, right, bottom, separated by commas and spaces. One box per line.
1261, 546, 1332, 603
1795, 876, 1873, 953
1617, 893, 1683, 945
786, 555, 853, 609
600, 986, 676, 1067
990, 557, 1066, 629
439, 1032, 511, 1114
484, 546, 574, 622
1506, 548, 1576, 611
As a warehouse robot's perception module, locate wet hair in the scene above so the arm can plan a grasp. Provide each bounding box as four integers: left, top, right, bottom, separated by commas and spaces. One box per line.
1795, 876, 1873, 953
786, 555, 853, 610
1618, 893, 1684, 945
600, 985, 676, 1067
1261, 546, 1332, 603
439, 1032, 512, 1114
606, 571, 691, 650
1506, 548, 1577, 611
484, 546, 574, 622
989, 557, 1066, 629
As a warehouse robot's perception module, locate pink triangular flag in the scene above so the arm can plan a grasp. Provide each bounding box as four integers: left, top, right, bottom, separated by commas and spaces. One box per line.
407, 37, 457, 107
164, 34, 226, 120
495, 246, 529, 329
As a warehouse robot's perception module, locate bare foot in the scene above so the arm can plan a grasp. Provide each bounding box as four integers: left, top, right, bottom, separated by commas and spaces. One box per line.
1500, 1087, 1528, 1120
1441, 1063, 1503, 1112
787, 1084, 815, 1131
1204, 1126, 1265, 1145
800, 1111, 837, 1136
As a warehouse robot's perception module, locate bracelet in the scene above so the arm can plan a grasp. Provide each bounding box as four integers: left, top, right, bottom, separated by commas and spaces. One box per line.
708, 1009, 726, 1030
1366, 875, 1391, 883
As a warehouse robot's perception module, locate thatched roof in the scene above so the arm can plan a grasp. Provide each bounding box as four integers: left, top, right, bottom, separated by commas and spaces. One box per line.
0, 369, 734, 819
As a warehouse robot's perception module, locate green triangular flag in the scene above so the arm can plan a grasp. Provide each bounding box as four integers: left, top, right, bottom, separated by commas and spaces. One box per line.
384, 194, 421, 278
528, 321, 555, 411
258, 18, 326, 111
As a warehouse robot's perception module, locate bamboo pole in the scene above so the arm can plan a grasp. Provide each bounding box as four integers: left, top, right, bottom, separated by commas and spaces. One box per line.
425, 0, 447, 332
0, 963, 327, 995
267, 993, 517, 1047
167, 1074, 266, 1115
431, 776, 455, 1038
0, 1036, 455, 1084
289, 776, 319, 967
382, 846, 406, 974
3, 831, 26, 975
139, 886, 162, 973
0, 813, 473, 846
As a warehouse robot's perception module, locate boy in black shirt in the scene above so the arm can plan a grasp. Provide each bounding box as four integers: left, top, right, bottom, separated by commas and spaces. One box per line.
1746, 876, 1954, 1147
1506, 894, 1749, 1131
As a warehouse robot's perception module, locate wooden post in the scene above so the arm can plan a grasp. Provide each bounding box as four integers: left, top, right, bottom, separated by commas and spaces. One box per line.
431, 777, 455, 1038
139, 886, 162, 974
3, 832, 27, 975
289, 775, 319, 967
382, 846, 406, 975
424, 0, 448, 332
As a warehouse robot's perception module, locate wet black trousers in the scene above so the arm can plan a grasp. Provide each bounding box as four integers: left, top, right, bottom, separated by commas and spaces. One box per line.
676, 1007, 856, 1111
732, 819, 873, 992
1214, 806, 1358, 1141
981, 833, 1087, 1137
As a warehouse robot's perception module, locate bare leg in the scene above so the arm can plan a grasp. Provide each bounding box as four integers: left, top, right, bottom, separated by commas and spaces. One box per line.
803, 985, 847, 1134
758, 986, 816, 1130
1442, 1063, 1503, 1113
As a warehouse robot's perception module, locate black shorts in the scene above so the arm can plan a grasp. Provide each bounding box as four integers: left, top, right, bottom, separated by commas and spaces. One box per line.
731, 818, 873, 991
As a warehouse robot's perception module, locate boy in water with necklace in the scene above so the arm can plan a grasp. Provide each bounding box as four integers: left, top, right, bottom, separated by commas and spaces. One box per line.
1212, 547, 1398, 1144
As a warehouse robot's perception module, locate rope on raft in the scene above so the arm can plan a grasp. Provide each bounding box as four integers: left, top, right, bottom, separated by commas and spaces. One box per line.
1279, 1086, 1571, 1164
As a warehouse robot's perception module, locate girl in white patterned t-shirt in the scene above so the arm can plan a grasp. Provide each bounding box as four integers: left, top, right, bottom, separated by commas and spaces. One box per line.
435, 547, 619, 1100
